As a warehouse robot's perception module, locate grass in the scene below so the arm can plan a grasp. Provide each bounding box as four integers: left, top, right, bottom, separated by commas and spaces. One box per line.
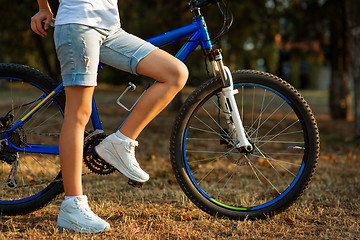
0, 87, 359, 239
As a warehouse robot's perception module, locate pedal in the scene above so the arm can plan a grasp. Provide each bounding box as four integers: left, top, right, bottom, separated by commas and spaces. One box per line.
128, 179, 144, 188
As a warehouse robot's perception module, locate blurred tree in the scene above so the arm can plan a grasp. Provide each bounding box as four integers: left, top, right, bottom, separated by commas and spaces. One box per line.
345, 0, 360, 141
0, 1, 284, 85
278, 0, 350, 119
279, 0, 326, 89
225, 0, 283, 73
325, 0, 350, 120
0, 0, 60, 81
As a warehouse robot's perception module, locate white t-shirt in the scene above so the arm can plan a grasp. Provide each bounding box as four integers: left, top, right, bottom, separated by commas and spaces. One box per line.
55, 0, 121, 30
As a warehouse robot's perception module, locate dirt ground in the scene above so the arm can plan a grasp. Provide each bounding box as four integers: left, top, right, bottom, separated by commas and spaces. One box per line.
0, 86, 359, 239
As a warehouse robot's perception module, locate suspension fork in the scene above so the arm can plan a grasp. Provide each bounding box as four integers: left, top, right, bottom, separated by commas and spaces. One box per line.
207, 49, 253, 152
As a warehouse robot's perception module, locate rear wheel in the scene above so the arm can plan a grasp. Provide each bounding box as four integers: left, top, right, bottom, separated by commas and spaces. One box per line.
170, 70, 320, 219
0, 63, 65, 215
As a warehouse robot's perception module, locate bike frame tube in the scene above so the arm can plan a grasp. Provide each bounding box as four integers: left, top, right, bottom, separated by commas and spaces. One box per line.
147, 17, 212, 62
90, 97, 102, 130
4, 16, 213, 155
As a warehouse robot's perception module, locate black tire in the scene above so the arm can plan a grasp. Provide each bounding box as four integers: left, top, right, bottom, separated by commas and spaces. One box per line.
170, 70, 320, 219
0, 63, 65, 215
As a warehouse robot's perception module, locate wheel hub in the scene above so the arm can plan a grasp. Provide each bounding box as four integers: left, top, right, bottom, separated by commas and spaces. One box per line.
0, 114, 23, 158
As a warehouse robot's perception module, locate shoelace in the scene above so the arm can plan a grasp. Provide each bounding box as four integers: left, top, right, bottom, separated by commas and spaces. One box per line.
75, 198, 98, 220
127, 141, 140, 167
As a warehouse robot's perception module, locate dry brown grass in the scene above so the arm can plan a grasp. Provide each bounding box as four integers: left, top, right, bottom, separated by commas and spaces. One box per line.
0, 88, 359, 239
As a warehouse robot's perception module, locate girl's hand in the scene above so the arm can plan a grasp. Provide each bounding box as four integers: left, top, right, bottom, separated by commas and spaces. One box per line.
31, 9, 53, 37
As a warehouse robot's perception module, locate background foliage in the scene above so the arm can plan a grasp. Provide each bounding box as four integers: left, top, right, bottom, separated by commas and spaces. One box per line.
0, 0, 335, 87
2, 0, 359, 133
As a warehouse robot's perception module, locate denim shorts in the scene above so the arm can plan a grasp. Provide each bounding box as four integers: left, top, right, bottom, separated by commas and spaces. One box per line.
54, 24, 158, 87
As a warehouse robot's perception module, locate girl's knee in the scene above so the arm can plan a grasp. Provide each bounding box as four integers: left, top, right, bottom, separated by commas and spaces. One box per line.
64, 107, 92, 128
171, 61, 188, 90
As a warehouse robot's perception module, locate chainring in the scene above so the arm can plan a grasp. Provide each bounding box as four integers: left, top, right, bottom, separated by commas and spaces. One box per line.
83, 132, 116, 175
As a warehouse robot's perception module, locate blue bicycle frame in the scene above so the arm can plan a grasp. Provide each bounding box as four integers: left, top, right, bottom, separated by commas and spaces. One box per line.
3, 16, 213, 155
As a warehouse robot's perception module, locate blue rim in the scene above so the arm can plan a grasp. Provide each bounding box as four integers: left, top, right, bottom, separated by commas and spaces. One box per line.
0, 192, 42, 204
182, 82, 305, 211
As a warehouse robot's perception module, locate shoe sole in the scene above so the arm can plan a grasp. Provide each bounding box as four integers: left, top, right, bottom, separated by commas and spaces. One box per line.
95, 144, 149, 182
57, 217, 110, 233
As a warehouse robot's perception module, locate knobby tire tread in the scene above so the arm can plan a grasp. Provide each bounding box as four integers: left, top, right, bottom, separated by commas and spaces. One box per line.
170, 69, 320, 220
0, 63, 65, 215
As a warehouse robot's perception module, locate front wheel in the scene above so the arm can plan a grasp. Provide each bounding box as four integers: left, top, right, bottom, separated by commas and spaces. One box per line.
170, 70, 320, 219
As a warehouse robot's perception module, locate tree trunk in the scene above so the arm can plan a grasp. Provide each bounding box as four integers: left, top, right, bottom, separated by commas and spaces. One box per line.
329, 71, 350, 119
33, 32, 61, 83
345, 0, 360, 141
33, 34, 55, 79
0, 81, 6, 89
328, 0, 351, 120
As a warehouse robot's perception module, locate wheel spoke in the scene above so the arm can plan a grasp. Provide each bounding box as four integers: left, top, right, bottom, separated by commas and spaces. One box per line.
172, 71, 319, 219
0, 67, 64, 209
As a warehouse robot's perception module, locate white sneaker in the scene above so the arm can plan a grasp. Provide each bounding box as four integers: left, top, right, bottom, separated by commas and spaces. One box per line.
57, 196, 110, 233
95, 133, 149, 182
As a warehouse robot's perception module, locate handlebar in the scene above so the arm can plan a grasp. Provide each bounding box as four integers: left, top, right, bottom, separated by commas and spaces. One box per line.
190, 0, 222, 8
188, 0, 233, 45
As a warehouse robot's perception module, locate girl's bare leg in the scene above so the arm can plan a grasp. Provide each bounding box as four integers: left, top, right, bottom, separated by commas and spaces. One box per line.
59, 86, 95, 196
119, 49, 188, 139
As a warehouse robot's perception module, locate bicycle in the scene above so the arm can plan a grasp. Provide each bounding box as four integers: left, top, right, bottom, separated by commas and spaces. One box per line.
0, 0, 319, 220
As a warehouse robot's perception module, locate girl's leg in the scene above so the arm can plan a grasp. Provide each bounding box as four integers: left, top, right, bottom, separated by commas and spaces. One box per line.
54, 24, 110, 233
58, 85, 110, 233
119, 49, 188, 140
95, 48, 187, 182
59, 86, 95, 196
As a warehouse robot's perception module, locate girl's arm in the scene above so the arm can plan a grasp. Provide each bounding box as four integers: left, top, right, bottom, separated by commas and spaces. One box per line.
31, 0, 53, 37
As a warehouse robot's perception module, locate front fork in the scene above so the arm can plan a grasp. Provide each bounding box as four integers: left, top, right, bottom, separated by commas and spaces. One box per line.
208, 49, 253, 152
